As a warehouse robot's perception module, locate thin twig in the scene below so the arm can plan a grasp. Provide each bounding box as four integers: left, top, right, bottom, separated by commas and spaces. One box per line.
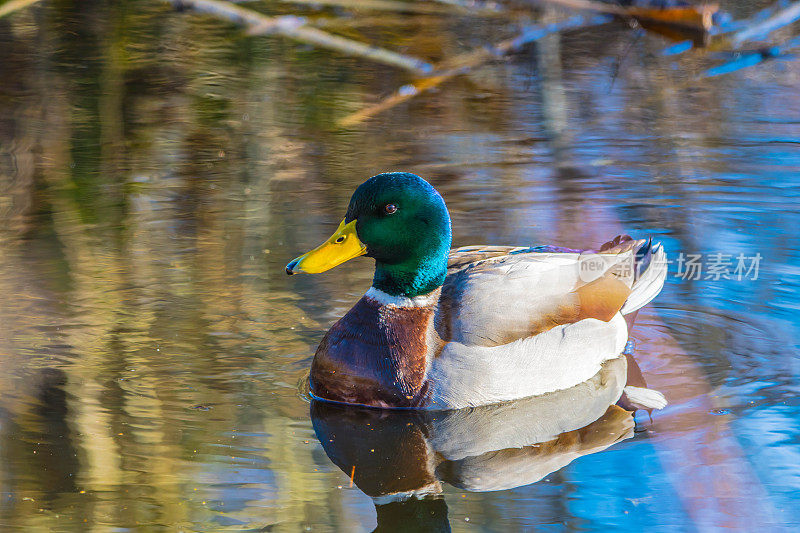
0, 0, 43, 19
310, 15, 439, 30
531, 0, 625, 16
430, 0, 504, 12
339, 14, 609, 127
161, 0, 433, 74
607, 28, 643, 93
278, 0, 453, 14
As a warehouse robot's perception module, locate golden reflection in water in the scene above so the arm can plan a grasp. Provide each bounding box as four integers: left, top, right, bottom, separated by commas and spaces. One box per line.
0, 5, 332, 529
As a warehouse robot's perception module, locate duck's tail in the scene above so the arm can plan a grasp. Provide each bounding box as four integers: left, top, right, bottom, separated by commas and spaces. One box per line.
622, 385, 668, 411
621, 238, 667, 315
600, 237, 669, 412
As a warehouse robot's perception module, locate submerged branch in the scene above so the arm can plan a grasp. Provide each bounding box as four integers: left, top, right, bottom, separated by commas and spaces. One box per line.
162, 0, 433, 74
663, 0, 800, 57
680, 1, 800, 77
0, 0, 43, 19
535, 0, 717, 33
729, 1, 800, 47
339, 15, 609, 127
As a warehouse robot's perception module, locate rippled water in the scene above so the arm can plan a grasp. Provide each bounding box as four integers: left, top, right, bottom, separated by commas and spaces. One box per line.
1, 0, 799, 531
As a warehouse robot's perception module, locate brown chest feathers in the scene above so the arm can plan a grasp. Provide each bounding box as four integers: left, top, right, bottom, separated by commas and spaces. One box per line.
310, 296, 436, 408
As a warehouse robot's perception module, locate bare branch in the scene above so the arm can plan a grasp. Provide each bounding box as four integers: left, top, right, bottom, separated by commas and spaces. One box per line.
161, 0, 433, 74
277, 0, 453, 14
339, 14, 609, 127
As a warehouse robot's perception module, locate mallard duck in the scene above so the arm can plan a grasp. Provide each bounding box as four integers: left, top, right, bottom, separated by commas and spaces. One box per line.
286, 172, 667, 410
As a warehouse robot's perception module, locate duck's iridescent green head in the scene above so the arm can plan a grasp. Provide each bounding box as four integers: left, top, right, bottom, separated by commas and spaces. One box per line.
286, 172, 452, 297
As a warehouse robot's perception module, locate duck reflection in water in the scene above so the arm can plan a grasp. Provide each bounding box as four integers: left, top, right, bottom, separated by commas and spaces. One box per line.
312, 356, 645, 532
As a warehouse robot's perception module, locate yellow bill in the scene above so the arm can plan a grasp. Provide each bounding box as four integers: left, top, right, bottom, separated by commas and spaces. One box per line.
286, 219, 366, 275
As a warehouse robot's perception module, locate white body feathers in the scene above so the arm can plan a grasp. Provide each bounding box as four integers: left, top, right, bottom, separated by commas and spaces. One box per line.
424, 243, 667, 410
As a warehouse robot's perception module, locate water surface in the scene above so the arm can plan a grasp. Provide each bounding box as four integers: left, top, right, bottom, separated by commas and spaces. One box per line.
1, 1, 799, 531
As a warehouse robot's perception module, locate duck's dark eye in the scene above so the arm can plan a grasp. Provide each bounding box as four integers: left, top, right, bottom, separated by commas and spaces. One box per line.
383, 204, 397, 215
